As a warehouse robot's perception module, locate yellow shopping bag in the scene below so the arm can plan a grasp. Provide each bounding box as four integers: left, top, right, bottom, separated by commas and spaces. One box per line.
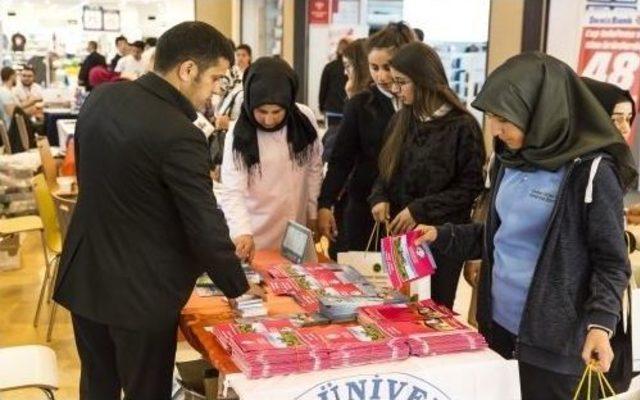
573, 361, 618, 400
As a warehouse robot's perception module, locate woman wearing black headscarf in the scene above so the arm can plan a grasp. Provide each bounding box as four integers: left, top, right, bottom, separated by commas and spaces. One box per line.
414, 52, 636, 399
583, 77, 636, 143
583, 76, 638, 394
217, 57, 323, 261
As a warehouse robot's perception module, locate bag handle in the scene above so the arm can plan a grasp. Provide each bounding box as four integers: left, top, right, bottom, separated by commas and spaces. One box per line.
365, 222, 380, 252
364, 222, 390, 253
572, 361, 617, 400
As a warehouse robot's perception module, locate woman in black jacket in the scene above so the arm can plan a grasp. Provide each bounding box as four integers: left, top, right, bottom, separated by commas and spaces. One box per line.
369, 42, 485, 308
317, 22, 415, 252
415, 52, 636, 400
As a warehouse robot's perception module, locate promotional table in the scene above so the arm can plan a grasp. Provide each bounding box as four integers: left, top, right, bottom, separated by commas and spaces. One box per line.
179, 250, 522, 400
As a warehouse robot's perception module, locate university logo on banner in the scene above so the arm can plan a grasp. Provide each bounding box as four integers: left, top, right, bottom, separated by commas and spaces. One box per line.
294, 373, 452, 400
577, 0, 640, 145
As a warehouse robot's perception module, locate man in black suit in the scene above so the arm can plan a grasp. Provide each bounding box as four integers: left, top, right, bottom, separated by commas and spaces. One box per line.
54, 22, 249, 400
77, 41, 106, 90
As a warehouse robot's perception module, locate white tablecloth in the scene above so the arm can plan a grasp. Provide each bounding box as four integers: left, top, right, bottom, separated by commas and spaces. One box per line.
56, 119, 76, 152
224, 349, 521, 400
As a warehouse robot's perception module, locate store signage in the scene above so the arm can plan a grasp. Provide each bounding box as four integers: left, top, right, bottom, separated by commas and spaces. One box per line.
82, 6, 120, 32
82, 6, 103, 31
309, 0, 331, 24
578, 26, 640, 105
578, 1, 640, 145
294, 373, 451, 400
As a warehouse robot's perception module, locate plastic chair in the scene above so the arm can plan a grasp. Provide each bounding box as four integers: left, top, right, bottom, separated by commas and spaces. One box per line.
15, 113, 30, 151
0, 182, 48, 325
36, 136, 58, 190
0, 120, 12, 154
51, 193, 75, 243
31, 174, 62, 341
0, 345, 58, 399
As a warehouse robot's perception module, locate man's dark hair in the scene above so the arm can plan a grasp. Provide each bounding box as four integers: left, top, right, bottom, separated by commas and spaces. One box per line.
154, 21, 234, 74
88, 41, 98, 51
413, 28, 424, 42
131, 40, 145, 50
21, 64, 35, 73
144, 37, 157, 47
115, 35, 127, 45
236, 44, 252, 57
1, 67, 15, 82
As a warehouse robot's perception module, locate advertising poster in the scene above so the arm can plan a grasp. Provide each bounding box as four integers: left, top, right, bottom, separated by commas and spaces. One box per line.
577, 1, 640, 147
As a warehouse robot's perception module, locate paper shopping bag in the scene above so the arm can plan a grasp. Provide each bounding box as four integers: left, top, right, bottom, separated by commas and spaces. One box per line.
337, 222, 391, 290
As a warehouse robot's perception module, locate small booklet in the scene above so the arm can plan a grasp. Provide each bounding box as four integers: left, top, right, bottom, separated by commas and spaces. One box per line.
381, 230, 437, 290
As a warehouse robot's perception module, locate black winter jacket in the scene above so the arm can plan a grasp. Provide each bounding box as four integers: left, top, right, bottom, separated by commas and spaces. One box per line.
433, 154, 631, 375
368, 109, 485, 226
319, 86, 395, 207
318, 58, 347, 115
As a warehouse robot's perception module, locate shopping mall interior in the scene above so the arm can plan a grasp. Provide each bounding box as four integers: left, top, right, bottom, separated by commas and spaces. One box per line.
1, 0, 640, 399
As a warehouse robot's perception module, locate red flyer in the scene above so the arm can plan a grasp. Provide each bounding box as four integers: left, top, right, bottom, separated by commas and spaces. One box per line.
208, 319, 297, 351
381, 230, 437, 290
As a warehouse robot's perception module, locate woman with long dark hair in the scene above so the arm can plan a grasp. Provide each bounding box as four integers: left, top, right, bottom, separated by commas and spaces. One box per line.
369, 42, 485, 308
217, 57, 323, 260
317, 22, 415, 251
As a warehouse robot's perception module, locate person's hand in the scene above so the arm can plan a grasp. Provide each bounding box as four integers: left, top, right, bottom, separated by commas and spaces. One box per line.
414, 225, 438, 246
233, 234, 255, 262
215, 115, 230, 130
371, 202, 390, 223
463, 261, 481, 287
582, 328, 614, 373
307, 218, 320, 243
389, 207, 416, 234
318, 208, 337, 241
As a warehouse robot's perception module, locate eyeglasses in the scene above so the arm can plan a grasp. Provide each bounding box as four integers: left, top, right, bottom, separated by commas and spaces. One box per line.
391, 79, 411, 89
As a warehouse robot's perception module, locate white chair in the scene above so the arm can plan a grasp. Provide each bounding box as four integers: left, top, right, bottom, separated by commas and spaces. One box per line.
0, 345, 58, 399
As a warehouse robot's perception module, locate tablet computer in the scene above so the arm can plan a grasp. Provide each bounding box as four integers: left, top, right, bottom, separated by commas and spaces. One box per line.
281, 220, 317, 264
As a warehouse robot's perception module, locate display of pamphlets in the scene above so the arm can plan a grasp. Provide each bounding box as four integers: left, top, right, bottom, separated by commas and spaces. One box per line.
226, 323, 409, 379
195, 263, 261, 297
207, 314, 332, 351
205, 296, 486, 379
230, 293, 268, 318
358, 300, 487, 356
319, 290, 406, 322
381, 230, 437, 290
263, 263, 406, 318
199, 259, 486, 380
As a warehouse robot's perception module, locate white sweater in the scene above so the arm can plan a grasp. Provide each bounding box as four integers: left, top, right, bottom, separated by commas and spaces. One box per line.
217, 104, 323, 250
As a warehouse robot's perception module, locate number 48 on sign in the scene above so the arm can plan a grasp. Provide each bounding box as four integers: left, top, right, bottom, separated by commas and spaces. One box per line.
578, 26, 640, 105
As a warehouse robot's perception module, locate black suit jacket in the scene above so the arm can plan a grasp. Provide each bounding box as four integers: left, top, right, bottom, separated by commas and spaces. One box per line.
318, 58, 347, 114
78, 51, 107, 89
54, 73, 249, 331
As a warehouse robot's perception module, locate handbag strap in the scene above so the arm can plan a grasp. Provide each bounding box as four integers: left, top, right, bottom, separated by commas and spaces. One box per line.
365, 222, 380, 253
